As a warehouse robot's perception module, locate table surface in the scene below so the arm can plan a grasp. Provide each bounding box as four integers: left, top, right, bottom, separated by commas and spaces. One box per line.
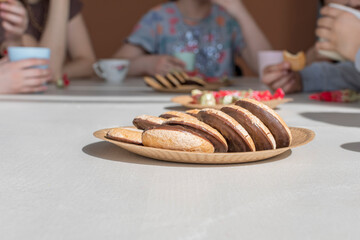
1, 77, 360, 240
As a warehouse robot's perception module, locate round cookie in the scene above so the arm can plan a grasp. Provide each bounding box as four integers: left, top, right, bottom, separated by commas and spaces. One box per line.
164, 117, 228, 153
133, 115, 165, 130
221, 105, 276, 151
186, 109, 201, 118
235, 98, 292, 148
159, 111, 197, 120
106, 127, 143, 145
142, 125, 215, 153
198, 108, 255, 152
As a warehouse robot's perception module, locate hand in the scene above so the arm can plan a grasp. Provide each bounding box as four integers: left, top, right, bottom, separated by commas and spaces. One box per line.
316, 6, 360, 61
146, 55, 186, 75
306, 45, 334, 63
261, 62, 303, 93
0, 0, 28, 43
211, 0, 243, 18
0, 58, 53, 94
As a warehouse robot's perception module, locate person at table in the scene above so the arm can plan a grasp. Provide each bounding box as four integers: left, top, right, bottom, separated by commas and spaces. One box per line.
0, 0, 28, 54
262, 0, 360, 93
0, 0, 51, 94
316, 5, 360, 71
0, 57, 52, 94
114, 0, 272, 79
0, 0, 96, 81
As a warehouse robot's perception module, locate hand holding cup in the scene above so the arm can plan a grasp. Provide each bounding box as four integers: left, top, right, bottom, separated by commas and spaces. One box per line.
148, 55, 186, 76
0, 57, 52, 94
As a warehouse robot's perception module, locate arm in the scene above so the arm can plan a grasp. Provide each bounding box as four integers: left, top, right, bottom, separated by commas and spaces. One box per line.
306, 45, 334, 64
261, 61, 360, 93
114, 8, 185, 76
63, 13, 96, 78
114, 43, 149, 76
23, 0, 70, 79
114, 44, 185, 76
212, 0, 272, 72
39, 0, 69, 79
300, 61, 360, 92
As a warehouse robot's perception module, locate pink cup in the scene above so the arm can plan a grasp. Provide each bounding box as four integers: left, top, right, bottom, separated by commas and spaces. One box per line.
258, 51, 284, 78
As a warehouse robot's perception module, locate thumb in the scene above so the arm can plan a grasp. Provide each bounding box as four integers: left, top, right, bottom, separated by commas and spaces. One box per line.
169, 56, 186, 68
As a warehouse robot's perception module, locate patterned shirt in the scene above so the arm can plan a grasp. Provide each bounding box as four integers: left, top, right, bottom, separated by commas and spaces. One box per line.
127, 2, 245, 78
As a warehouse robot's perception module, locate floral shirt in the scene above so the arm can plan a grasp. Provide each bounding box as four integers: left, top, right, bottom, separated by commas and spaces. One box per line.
127, 2, 245, 78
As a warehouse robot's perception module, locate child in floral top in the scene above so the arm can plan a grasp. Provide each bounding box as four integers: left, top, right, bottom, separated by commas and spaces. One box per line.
115, 0, 271, 79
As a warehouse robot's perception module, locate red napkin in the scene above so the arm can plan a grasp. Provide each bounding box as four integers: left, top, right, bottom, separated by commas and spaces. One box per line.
309, 90, 360, 103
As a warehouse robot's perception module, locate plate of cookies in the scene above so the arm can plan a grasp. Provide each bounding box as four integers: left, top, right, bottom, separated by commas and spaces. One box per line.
144, 72, 233, 93
94, 99, 314, 164
171, 88, 293, 110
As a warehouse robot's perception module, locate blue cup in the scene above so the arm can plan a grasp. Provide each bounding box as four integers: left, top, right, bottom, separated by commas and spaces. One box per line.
8, 47, 51, 69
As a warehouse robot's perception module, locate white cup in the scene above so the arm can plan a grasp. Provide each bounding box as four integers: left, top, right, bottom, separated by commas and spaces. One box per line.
93, 59, 129, 84
258, 51, 284, 78
318, 3, 360, 61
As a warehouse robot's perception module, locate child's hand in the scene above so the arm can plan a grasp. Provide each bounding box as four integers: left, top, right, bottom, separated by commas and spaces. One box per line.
261, 62, 302, 93
147, 55, 186, 76
0, 0, 28, 42
211, 0, 243, 18
316, 6, 360, 62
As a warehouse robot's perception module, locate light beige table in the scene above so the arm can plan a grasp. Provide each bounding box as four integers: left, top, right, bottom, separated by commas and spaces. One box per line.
0, 78, 359, 240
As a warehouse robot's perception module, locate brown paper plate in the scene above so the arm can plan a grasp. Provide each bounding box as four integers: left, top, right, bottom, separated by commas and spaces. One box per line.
93, 127, 315, 164
149, 81, 234, 93
154, 85, 220, 93
171, 95, 293, 109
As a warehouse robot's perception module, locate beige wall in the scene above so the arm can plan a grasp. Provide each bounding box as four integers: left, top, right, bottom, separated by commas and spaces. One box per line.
83, 0, 319, 74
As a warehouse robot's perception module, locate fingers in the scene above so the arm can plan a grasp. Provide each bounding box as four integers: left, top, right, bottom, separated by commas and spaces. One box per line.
2, 20, 23, 36
320, 6, 344, 18
22, 75, 51, 87
19, 69, 52, 93
263, 62, 291, 74
316, 28, 333, 41
317, 17, 334, 29
0, 11, 23, 25
262, 62, 291, 86
14, 59, 50, 69
169, 57, 186, 68
0, 1, 27, 38
262, 70, 288, 86
19, 85, 48, 94
159, 63, 172, 75
282, 79, 296, 93
270, 73, 294, 90
283, 73, 302, 93
22, 68, 52, 80
0, 1, 27, 17
316, 40, 335, 51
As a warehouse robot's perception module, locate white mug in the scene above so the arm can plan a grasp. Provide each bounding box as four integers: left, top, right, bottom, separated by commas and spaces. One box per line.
93, 59, 129, 84
318, 3, 360, 61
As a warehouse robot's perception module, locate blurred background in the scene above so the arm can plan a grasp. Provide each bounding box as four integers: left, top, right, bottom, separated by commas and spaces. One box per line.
83, 0, 319, 76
